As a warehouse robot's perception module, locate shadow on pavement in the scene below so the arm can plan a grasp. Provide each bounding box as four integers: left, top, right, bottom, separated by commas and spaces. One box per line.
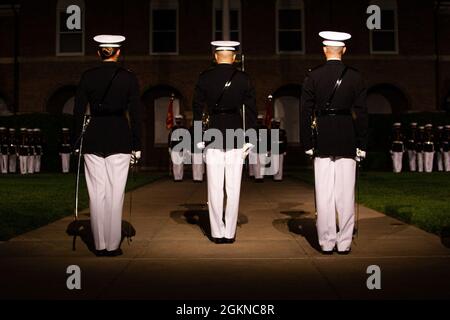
171, 203, 248, 241
273, 210, 322, 252
66, 219, 136, 255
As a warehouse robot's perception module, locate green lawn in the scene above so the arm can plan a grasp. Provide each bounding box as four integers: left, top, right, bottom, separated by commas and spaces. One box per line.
0, 172, 164, 241
289, 168, 450, 236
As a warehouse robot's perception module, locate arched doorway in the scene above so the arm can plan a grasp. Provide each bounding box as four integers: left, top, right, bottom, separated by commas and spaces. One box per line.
367, 83, 409, 114
46, 85, 77, 114
0, 96, 12, 116
141, 84, 184, 169
272, 84, 303, 166
273, 84, 301, 144
444, 90, 450, 113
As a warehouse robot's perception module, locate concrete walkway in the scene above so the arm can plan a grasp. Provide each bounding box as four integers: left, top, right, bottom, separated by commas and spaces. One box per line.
1, 177, 449, 300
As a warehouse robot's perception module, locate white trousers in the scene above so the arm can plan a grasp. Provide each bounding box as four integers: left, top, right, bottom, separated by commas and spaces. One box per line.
248, 152, 255, 177
205, 148, 243, 239
84, 153, 131, 251
61, 153, 70, 173
273, 154, 285, 180
444, 152, 450, 172
314, 157, 356, 252
436, 151, 444, 172
417, 152, 424, 172
407, 150, 417, 172
9, 155, 17, 173
34, 155, 41, 173
251, 153, 266, 179
0, 155, 7, 173
192, 153, 204, 181
171, 151, 184, 181
424, 152, 434, 173
27, 156, 34, 174
391, 151, 403, 173
19, 156, 27, 174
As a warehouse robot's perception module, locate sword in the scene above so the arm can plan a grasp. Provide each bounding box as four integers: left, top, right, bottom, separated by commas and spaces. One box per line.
241, 54, 246, 134
354, 160, 361, 238
74, 114, 90, 221
127, 157, 138, 244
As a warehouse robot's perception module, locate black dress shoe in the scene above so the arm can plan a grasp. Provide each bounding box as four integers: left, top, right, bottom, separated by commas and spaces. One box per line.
337, 250, 351, 255
222, 238, 235, 244
105, 248, 123, 257
212, 237, 224, 244
95, 249, 108, 257
321, 250, 333, 255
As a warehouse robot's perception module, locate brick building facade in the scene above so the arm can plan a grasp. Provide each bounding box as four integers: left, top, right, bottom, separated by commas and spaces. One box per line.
0, 0, 449, 168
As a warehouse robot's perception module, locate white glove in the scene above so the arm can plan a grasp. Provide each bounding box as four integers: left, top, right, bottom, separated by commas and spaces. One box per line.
305, 149, 314, 156
196, 142, 206, 150
131, 150, 141, 165
356, 148, 366, 162
242, 143, 255, 159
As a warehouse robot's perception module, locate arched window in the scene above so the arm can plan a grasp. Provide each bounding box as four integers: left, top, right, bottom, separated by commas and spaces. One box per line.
56, 0, 85, 56
370, 0, 398, 54
276, 0, 305, 54
150, 0, 179, 55
212, 0, 241, 43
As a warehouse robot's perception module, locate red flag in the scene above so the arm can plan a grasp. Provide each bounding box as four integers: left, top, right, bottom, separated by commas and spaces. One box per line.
264, 95, 273, 128
166, 95, 174, 130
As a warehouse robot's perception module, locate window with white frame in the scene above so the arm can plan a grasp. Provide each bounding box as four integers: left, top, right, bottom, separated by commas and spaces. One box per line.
370, 0, 398, 54
213, 0, 241, 42
56, 0, 84, 55
276, 0, 305, 53
150, 0, 178, 54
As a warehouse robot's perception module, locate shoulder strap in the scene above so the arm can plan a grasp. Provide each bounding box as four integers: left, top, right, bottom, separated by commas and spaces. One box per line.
99, 67, 121, 106
325, 66, 348, 108
215, 69, 239, 108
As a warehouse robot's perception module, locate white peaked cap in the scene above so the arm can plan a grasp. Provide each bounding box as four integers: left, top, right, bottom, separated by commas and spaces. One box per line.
425, 123, 433, 128
62, 128, 70, 131
410, 122, 418, 126
94, 35, 126, 48
211, 41, 240, 51
319, 31, 351, 47
445, 125, 450, 129
175, 115, 184, 119
393, 122, 401, 126
257, 114, 264, 119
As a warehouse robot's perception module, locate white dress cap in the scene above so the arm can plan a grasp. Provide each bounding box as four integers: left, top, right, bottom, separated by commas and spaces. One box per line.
211, 41, 240, 51
319, 31, 351, 47
94, 35, 126, 48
